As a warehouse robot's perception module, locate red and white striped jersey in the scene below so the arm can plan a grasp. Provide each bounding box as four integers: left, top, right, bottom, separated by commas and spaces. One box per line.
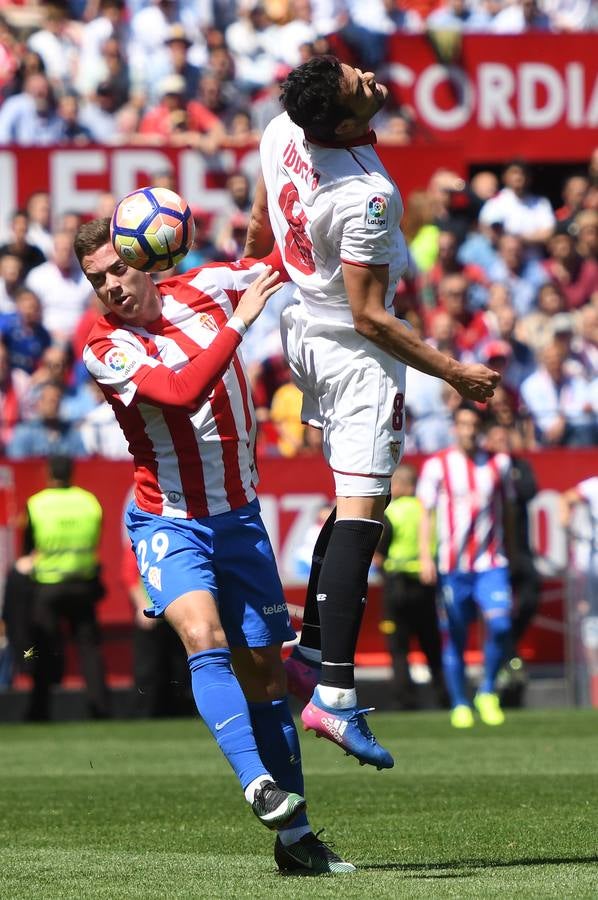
83, 259, 274, 519
417, 448, 514, 574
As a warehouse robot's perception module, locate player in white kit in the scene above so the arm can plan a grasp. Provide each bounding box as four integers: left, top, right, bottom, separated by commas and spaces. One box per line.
245, 56, 500, 769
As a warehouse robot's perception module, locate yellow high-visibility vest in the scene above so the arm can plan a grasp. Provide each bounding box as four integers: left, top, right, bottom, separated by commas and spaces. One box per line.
27, 487, 102, 584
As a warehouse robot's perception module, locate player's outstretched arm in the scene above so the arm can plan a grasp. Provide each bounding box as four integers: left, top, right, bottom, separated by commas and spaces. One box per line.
244, 174, 275, 259
343, 261, 500, 403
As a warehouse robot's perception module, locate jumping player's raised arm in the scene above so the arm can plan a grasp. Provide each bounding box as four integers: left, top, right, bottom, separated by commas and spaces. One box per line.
342, 261, 499, 403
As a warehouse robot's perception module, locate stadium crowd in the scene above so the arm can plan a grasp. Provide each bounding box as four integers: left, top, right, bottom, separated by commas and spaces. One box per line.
0, 0, 597, 460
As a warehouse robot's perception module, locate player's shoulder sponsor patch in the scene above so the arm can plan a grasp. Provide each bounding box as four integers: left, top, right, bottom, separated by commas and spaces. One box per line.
105, 347, 139, 378
365, 193, 389, 230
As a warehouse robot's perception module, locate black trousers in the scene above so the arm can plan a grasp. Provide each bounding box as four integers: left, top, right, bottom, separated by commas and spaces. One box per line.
133, 622, 193, 718
382, 572, 446, 708
27, 579, 109, 721
509, 554, 541, 650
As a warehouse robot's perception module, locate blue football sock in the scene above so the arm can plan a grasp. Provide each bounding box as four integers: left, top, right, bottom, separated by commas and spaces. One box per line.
188, 648, 269, 790
480, 615, 511, 694
249, 698, 309, 831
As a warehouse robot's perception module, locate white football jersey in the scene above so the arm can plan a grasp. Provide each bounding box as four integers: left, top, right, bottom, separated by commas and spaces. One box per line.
260, 112, 409, 323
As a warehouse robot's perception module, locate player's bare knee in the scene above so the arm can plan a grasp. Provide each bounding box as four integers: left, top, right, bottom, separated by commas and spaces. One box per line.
178, 621, 227, 655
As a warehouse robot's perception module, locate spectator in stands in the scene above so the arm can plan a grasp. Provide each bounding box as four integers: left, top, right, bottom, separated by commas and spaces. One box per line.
520, 341, 596, 446
488, 233, 548, 316
26, 1, 79, 92
427, 0, 477, 30
25, 231, 92, 345
555, 175, 590, 228
269, 376, 306, 457
150, 23, 201, 103
486, 383, 536, 451
6, 381, 87, 459
543, 223, 598, 310
0, 287, 52, 375
1, 49, 46, 104
435, 272, 490, 352
0, 340, 31, 453
517, 282, 567, 355
402, 189, 439, 276
536, 0, 594, 31
492, 0, 552, 32
575, 304, 598, 378
261, 0, 319, 68
422, 228, 489, 309
79, 79, 124, 143
79, 378, 131, 459
0, 72, 63, 146
177, 207, 223, 272
375, 110, 413, 146
427, 168, 471, 244
226, 2, 279, 92
30, 345, 97, 424
479, 160, 556, 248
128, 0, 206, 96
215, 211, 251, 261
0, 254, 23, 314
26, 192, 53, 259
0, 14, 19, 97
492, 304, 536, 390
574, 209, 598, 263
138, 73, 225, 151
76, 0, 129, 97
56, 92, 94, 145
0, 210, 46, 277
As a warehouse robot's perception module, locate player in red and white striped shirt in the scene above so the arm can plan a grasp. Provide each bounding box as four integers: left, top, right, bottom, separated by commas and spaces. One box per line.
418, 403, 515, 729
74, 218, 353, 874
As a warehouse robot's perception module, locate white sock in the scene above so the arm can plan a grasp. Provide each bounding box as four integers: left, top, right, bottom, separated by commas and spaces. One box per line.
317, 685, 357, 709
296, 645, 321, 665
278, 824, 313, 847
244, 774, 271, 804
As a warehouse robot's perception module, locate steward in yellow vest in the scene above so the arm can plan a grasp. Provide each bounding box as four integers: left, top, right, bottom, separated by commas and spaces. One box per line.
21, 455, 109, 721
375, 463, 447, 711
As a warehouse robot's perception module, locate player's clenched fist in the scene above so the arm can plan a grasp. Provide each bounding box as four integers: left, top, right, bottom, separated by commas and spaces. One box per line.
236, 265, 282, 328
449, 363, 501, 403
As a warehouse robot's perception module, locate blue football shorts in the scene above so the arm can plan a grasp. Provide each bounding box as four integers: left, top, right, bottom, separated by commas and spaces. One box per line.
438, 567, 513, 626
125, 498, 295, 649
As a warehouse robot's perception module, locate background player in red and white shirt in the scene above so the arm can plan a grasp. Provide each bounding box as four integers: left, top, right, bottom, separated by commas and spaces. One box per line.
244, 55, 500, 770
418, 403, 516, 729
74, 217, 355, 876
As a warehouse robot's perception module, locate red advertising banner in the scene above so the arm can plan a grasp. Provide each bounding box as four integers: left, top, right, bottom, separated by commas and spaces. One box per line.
387, 33, 598, 162
3, 449, 596, 674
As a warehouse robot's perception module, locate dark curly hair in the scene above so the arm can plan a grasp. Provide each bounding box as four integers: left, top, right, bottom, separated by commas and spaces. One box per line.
280, 56, 352, 141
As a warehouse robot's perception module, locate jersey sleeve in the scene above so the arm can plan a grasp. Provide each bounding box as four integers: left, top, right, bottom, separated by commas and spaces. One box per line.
83, 331, 158, 407
187, 247, 289, 311
339, 185, 394, 268
84, 324, 242, 411
417, 457, 442, 510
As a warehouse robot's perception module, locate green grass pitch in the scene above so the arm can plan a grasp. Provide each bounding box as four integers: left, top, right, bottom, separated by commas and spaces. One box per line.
1, 710, 597, 899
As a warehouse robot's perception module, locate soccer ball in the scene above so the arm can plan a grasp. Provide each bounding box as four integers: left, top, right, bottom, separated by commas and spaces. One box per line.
110, 186, 195, 272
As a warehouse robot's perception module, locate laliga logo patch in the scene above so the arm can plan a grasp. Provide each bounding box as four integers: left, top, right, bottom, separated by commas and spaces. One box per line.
366, 193, 388, 230
106, 349, 128, 372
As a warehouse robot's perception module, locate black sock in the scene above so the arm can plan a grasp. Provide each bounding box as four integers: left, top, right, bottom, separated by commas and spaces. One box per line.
299, 506, 336, 652
318, 519, 383, 690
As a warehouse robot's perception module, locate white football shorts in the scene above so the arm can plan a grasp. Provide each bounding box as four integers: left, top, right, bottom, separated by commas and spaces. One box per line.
280, 302, 406, 496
